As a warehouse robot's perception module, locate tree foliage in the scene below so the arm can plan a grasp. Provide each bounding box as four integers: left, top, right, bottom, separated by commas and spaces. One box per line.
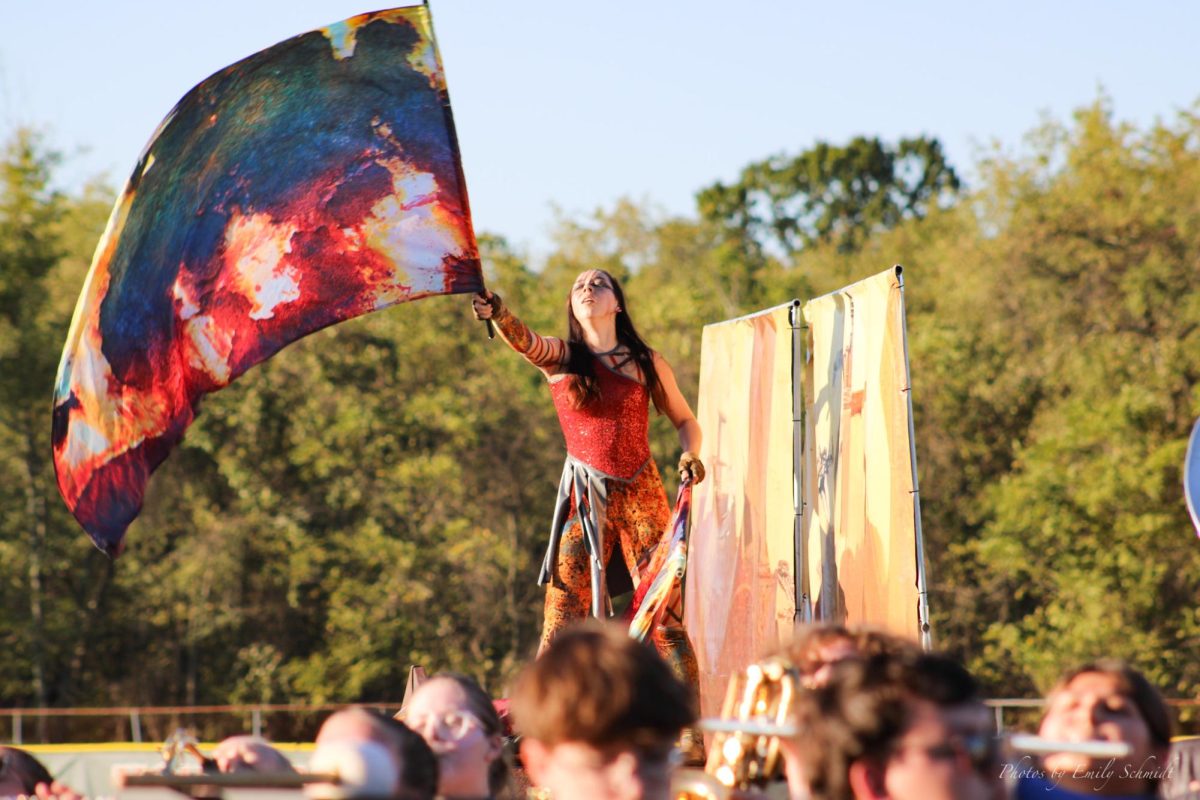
698, 135, 960, 258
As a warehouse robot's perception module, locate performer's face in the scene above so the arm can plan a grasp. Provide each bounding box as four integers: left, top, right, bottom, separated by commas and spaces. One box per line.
571, 270, 620, 322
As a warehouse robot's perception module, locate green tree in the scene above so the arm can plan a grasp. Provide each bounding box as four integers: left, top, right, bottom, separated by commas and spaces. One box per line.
0, 129, 115, 722
699, 135, 961, 258
955, 100, 1200, 695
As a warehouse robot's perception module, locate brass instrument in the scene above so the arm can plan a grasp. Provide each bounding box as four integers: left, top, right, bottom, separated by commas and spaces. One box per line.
673, 657, 800, 800
669, 653, 1140, 800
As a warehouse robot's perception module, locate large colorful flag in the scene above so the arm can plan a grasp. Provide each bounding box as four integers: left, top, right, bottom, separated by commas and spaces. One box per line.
625, 480, 693, 642
52, 6, 482, 555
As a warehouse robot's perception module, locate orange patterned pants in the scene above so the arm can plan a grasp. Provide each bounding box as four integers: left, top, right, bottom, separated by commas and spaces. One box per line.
538, 458, 701, 693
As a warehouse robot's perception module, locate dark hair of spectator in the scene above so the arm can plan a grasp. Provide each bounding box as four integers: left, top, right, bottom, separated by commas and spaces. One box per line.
785, 624, 856, 677
0, 746, 54, 795
852, 627, 922, 660
798, 651, 980, 800
370, 714, 439, 800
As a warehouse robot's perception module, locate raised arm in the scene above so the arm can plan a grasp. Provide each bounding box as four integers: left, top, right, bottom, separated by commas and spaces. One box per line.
472, 290, 567, 375
652, 352, 705, 484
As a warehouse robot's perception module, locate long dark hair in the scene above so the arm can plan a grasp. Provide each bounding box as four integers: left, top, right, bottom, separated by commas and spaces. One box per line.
564, 270, 665, 412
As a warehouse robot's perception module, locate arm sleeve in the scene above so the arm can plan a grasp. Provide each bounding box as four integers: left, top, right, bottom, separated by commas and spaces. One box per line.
493, 306, 568, 369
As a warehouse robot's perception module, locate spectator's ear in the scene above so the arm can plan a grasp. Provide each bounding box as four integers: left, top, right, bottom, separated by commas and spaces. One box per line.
849, 759, 889, 800
604, 751, 643, 800
519, 738, 550, 787
485, 733, 503, 763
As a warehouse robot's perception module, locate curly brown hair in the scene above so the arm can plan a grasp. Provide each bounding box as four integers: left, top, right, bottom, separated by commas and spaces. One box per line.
796, 651, 981, 800
511, 621, 695, 758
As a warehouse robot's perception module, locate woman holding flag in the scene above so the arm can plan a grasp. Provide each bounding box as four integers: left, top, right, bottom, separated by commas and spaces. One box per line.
473, 270, 705, 756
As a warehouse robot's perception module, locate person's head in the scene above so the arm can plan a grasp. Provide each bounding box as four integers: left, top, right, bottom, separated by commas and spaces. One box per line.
851, 628, 923, 661
399, 673, 507, 799
315, 707, 439, 800
795, 651, 998, 800
569, 269, 625, 326
784, 625, 921, 690
0, 747, 53, 797
512, 621, 697, 800
1037, 660, 1172, 795
562, 270, 664, 412
786, 624, 858, 688
211, 735, 295, 774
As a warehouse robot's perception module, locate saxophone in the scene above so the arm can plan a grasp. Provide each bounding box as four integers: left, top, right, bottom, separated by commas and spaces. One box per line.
672, 657, 800, 800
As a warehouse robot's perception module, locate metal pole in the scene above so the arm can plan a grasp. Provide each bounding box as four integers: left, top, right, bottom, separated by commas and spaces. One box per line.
789, 300, 811, 625
130, 710, 143, 744
12, 712, 21, 745
252, 708, 263, 738
894, 265, 933, 650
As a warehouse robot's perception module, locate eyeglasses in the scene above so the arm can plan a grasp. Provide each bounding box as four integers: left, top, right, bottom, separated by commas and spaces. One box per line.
399, 709, 483, 741
892, 733, 999, 774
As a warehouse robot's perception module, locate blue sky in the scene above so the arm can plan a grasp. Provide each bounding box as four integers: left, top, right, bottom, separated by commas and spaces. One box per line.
1, 1, 1197, 259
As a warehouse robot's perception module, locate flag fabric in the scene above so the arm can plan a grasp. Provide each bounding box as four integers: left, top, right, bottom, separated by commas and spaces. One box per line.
1186, 418, 1200, 537
52, 6, 482, 555
626, 481, 693, 641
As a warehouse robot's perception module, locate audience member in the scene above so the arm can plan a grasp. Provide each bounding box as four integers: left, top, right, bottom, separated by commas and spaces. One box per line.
791, 650, 999, 800
511, 621, 696, 800
399, 672, 509, 799
0, 747, 53, 797
315, 707, 439, 800
1016, 659, 1171, 800
786, 624, 859, 688
785, 624, 921, 689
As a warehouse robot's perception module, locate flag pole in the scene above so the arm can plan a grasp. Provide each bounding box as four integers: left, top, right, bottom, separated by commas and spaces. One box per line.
421, 0, 495, 338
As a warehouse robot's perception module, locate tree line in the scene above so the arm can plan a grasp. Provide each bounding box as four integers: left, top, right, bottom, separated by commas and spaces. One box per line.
1, 95, 1198, 731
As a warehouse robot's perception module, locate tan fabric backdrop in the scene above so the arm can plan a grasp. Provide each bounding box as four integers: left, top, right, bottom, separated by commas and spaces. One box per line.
801, 266, 921, 635
685, 267, 925, 716
685, 304, 798, 717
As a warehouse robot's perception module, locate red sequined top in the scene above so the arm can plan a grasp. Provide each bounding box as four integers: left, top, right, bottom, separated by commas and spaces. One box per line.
550, 359, 651, 481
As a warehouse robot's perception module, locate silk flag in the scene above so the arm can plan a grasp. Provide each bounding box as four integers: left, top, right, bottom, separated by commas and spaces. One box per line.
626, 480, 693, 642
52, 6, 482, 555
685, 304, 798, 716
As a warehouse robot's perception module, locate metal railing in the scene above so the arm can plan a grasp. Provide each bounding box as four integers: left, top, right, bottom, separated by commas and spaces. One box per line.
4, 697, 1200, 745
1, 702, 400, 745
987, 698, 1200, 733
